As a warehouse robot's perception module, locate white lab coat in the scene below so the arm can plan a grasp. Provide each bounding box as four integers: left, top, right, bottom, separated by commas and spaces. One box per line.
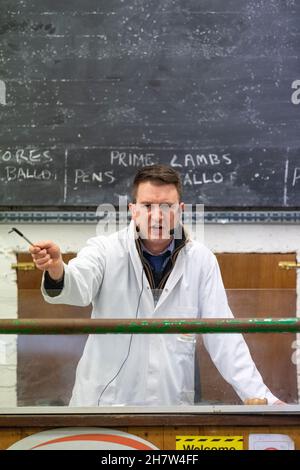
42, 221, 277, 406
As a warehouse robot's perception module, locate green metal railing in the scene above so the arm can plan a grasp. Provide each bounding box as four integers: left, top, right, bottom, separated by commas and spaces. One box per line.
0, 318, 299, 334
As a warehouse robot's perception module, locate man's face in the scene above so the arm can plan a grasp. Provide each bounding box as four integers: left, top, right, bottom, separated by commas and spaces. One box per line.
130, 181, 183, 241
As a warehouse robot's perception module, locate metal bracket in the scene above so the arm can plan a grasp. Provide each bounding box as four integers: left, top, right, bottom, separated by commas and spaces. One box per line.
11, 262, 36, 271
278, 262, 300, 270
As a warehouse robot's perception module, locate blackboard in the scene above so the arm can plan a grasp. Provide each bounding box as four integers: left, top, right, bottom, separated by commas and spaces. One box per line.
0, 0, 300, 208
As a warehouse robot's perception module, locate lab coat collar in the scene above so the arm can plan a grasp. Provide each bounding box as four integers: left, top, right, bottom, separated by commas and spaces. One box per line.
127, 220, 189, 310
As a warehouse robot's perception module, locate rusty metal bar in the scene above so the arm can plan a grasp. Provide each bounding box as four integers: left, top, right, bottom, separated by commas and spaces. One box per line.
0, 318, 299, 334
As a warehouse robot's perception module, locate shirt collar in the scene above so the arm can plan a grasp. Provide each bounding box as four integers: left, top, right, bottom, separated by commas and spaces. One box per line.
140, 238, 175, 256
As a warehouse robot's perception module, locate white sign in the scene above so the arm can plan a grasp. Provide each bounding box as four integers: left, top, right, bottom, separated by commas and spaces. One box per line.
7, 427, 158, 450
249, 434, 294, 450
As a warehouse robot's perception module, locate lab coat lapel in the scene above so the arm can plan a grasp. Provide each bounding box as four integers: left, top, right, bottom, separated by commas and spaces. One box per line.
127, 221, 154, 310
155, 248, 186, 310
127, 221, 144, 288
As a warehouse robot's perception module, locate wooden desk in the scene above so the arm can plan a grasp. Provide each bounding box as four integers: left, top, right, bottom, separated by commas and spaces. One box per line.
1, 405, 300, 450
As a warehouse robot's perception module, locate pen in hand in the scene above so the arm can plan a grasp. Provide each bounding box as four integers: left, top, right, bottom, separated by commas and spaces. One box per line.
9, 227, 35, 246
9, 229, 64, 280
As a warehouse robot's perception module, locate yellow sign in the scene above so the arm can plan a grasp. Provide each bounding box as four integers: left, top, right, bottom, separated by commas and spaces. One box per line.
176, 436, 243, 450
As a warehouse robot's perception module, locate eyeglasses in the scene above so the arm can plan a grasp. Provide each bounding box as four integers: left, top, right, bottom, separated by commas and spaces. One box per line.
137, 203, 180, 214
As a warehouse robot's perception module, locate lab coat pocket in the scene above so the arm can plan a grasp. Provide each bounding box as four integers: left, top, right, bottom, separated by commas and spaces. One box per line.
168, 334, 195, 405
165, 333, 195, 357
167, 306, 197, 356
175, 334, 196, 357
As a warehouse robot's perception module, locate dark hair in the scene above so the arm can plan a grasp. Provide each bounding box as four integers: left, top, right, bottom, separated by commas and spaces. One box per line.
132, 164, 182, 202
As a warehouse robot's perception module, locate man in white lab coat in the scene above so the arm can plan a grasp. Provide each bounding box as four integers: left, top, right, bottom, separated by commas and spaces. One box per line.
30, 164, 281, 406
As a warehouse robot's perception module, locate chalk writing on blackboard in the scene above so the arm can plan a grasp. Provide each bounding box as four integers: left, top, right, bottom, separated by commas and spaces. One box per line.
0, 149, 52, 164
74, 169, 115, 186
0, 148, 56, 182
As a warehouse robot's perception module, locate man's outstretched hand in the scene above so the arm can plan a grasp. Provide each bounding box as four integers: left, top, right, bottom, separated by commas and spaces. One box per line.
30, 241, 64, 281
